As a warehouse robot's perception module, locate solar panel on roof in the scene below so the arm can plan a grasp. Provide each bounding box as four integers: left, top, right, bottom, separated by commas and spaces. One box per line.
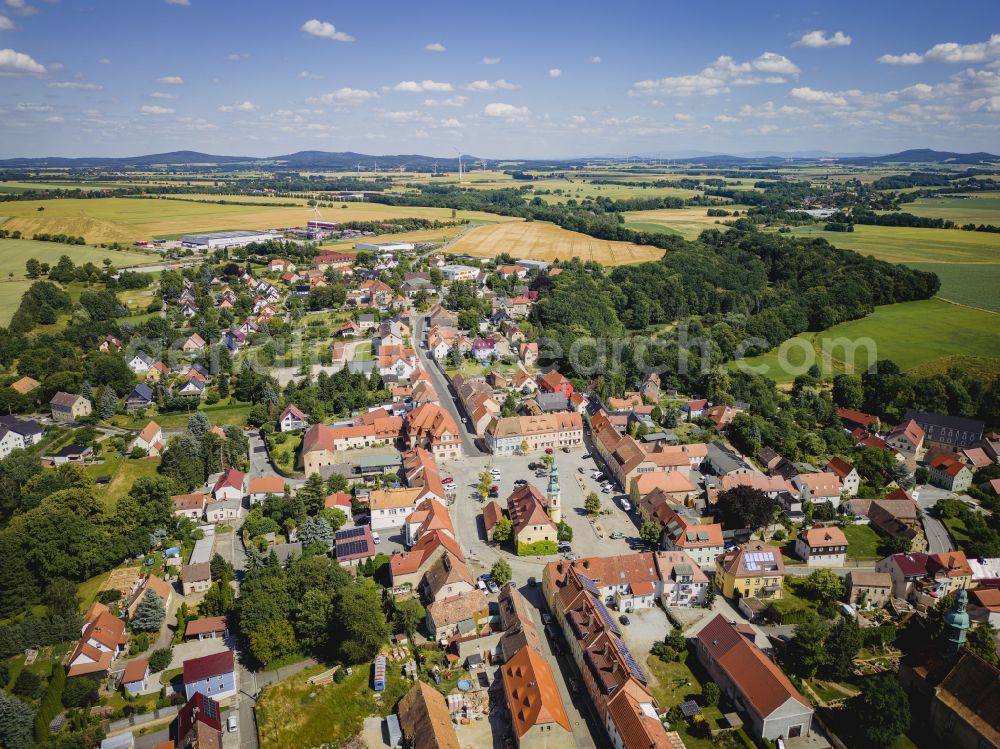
578, 574, 600, 597
337, 540, 371, 557
593, 599, 622, 636
336, 527, 367, 540
615, 638, 648, 683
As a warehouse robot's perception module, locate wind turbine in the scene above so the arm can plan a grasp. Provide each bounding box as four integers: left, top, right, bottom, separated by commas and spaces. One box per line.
453, 146, 463, 183
356, 162, 363, 175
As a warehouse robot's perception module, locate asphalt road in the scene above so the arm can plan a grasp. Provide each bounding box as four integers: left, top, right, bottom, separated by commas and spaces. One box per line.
411, 312, 486, 456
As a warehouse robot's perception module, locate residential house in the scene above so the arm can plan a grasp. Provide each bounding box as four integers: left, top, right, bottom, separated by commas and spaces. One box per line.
50, 391, 92, 423
792, 472, 844, 509
206, 496, 242, 523
715, 542, 785, 600
500, 646, 574, 749
334, 526, 376, 567
657, 550, 711, 608
182, 333, 207, 353
180, 563, 212, 596
182, 650, 236, 701
653, 502, 724, 569
172, 493, 208, 521
397, 681, 460, 749
404, 498, 455, 547
178, 377, 205, 398
929, 455, 974, 492
845, 570, 893, 609
472, 338, 496, 362
127, 351, 154, 374
98, 335, 123, 353
390, 530, 465, 589
888, 419, 926, 456
405, 403, 462, 461
301, 417, 402, 475
184, 616, 229, 641
421, 552, 476, 602
794, 526, 848, 567
67, 603, 128, 677
483, 501, 505, 542
519, 342, 538, 367
129, 421, 163, 457
695, 615, 813, 741
486, 412, 584, 455
248, 476, 284, 504
683, 398, 709, 418
48, 443, 94, 464
278, 404, 307, 432
425, 589, 489, 641
125, 383, 154, 412
212, 468, 245, 501
838, 408, 880, 433
536, 370, 573, 398
370, 487, 424, 530
825, 456, 860, 497
176, 692, 224, 749
122, 658, 149, 696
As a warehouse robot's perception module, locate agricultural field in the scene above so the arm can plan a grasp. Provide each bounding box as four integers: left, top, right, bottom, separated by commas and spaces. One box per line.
735, 298, 1000, 385
906, 262, 1000, 313
0, 237, 157, 273
895, 192, 1000, 224
787, 224, 1000, 264
0, 197, 520, 244
319, 223, 475, 253
0, 279, 34, 325
445, 220, 665, 266
623, 206, 745, 240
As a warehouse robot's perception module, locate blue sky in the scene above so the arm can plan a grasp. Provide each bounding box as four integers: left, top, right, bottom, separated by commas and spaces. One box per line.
0, 0, 998, 158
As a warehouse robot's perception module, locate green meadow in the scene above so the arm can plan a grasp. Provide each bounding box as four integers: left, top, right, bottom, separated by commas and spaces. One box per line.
897, 192, 1000, 224
788, 224, 1000, 264
735, 298, 1000, 385
906, 262, 1000, 313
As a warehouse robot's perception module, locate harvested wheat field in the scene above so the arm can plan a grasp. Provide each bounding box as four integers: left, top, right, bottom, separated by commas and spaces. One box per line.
445, 221, 665, 266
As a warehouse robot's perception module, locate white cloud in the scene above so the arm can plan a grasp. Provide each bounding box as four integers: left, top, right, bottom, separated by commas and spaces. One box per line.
391, 79, 452, 92
219, 100, 258, 112
97, 57, 111, 64
482, 57, 500, 65
301, 19, 354, 42
793, 30, 851, 48
0, 47, 45, 76
164, 0, 190, 5
438, 118, 463, 128
713, 114, 739, 122
425, 42, 446, 52
674, 113, 693, 122
789, 86, 848, 106
878, 34, 1000, 65
225, 53, 249, 62
630, 51, 798, 96
548, 68, 562, 78
297, 70, 321, 80
738, 101, 806, 117
5, 0, 35, 15
464, 79, 517, 91
590, 56, 601, 64
0, 15, 15, 30
424, 95, 467, 107
150, 91, 177, 99
48, 81, 103, 90
140, 105, 175, 115
14, 102, 51, 111
970, 95, 1000, 112
306, 87, 376, 105
483, 102, 530, 119
156, 75, 184, 84
45, 115, 62, 123
381, 110, 429, 123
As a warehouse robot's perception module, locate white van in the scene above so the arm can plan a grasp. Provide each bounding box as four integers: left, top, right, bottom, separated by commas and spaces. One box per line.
372, 531, 381, 544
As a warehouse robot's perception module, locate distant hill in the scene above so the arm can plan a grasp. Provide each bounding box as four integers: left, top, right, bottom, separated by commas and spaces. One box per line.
0, 147, 997, 170
843, 149, 1000, 165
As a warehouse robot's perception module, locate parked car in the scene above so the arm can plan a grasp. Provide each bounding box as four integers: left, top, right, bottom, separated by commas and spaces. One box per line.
541, 613, 553, 625
619, 498, 632, 512
557, 541, 572, 552
528, 577, 536, 587
514, 478, 527, 486
578, 467, 586, 474
602, 486, 613, 494
372, 531, 381, 544
610, 531, 624, 539
619, 614, 631, 626
564, 554, 578, 562
442, 476, 454, 485
581, 453, 591, 459
561, 446, 571, 453
487, 579, 499, 594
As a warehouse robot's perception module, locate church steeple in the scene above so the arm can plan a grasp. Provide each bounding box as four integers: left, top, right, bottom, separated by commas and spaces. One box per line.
944, 589, 970, 656
546, 461, 561, 524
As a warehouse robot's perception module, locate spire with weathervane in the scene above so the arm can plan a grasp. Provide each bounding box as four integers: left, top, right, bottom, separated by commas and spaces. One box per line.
546, 460, 561, 524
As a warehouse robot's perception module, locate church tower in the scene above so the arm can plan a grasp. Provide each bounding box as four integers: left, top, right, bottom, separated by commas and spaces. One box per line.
945, 588, 971, 656
546, 461, 562, 524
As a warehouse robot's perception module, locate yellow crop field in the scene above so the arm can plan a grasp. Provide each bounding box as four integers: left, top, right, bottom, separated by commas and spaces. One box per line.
445, 221, 664, 266
0, 197, 518, 244
321, 224, 469, 252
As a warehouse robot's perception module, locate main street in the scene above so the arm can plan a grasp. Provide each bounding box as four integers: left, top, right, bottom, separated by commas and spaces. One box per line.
412, 312, 485, 456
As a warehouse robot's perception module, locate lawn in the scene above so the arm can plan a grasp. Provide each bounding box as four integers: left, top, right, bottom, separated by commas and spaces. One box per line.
734, 298, 1000, 385
76, 570, 112, 611
256, 662, 410, 749
104, 457, 162, 508
0, 197, 519, 244
269, 432, 302, 473
905, 262, 1000, 313
645, 654, 741, 749
786, 224, 1000, 264
842, 523, 883, 561
766, 577, 818, 622
352, 341, 373, 361
895, 192, 1000, 225
111, 401, 252, 430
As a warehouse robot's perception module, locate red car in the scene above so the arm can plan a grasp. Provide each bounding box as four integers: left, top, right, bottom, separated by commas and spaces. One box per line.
545, 447, 554, 455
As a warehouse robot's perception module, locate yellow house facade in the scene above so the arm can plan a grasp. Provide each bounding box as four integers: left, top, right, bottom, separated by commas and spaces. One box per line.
715, 542, 785, 600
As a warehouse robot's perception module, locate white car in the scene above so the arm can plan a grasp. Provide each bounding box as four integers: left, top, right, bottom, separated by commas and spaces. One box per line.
602, 486, 613, 494
619, 498, 632, 512
372, 531, 381, 545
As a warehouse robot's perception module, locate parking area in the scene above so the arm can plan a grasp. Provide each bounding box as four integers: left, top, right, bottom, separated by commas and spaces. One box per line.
615, 605, 670, 659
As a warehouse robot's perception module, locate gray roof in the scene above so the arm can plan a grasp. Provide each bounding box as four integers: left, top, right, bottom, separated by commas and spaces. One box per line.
358, 454, 403, 469
50, 391, 83, 408
182, 230, 274, 243
706, 442, 750, 475
536, 393, 570, 412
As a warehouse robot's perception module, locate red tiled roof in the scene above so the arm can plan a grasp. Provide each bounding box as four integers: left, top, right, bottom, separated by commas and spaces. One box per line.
183, 650, 234, 683
123, 658, 149, 683
501, 646, 571, 738
185, 616, 228, 637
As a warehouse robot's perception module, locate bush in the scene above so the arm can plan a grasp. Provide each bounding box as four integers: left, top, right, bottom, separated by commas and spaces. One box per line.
516, 540, 558, 556
97, 589, 122, 605
703, 681, 721, 706
333, 668, 346, 684
62, 676, 100, 708
148, 648, 172, 673
13, 669, 42, 699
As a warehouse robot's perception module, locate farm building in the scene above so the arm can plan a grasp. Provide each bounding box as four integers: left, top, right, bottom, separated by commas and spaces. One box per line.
180, 230, 283, 251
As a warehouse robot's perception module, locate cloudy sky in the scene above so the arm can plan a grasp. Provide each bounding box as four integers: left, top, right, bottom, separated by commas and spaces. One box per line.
0, 0, 997, 158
